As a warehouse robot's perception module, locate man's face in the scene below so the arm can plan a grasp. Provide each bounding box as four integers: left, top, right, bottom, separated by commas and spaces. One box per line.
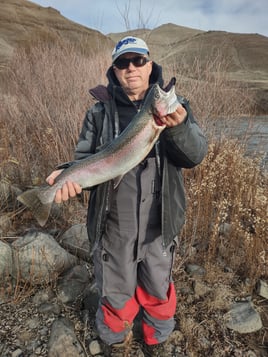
113, 53, 153, 97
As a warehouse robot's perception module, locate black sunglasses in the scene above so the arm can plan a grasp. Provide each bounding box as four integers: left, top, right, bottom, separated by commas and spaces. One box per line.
114, 56, 149, 70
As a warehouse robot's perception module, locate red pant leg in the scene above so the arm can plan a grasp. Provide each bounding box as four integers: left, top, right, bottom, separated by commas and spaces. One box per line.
136, 282, 176, 344
101, 295, 140, 333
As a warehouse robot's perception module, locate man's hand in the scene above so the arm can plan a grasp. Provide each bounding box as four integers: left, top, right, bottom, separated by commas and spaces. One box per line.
46, 169, 82, 203
161, 104, 187, 127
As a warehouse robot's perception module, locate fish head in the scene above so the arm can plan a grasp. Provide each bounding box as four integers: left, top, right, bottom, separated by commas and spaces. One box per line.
152, 84, 179, 118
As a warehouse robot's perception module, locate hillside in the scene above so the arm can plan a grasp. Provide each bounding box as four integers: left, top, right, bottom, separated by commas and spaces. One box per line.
108, 23, 204, 59
0, 0, 113, 68
0, 0, 268, 113
159, 30, 268, 84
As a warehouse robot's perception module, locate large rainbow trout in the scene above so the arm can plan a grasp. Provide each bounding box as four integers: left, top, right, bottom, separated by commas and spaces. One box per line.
17, 83, 179, 226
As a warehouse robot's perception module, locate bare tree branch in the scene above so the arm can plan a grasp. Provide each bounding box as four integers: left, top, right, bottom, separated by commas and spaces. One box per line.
116, 0, 131, 31
116, 0, 160, 31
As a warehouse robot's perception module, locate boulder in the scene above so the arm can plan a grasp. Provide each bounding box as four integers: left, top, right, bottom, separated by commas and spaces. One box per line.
12, 231, 77, 283
224, 300, 263, 333
257, 279, 268, 299
57, 265, 91, 304
59, 224, 91, 262
48, 317, 86, 357
0, 240, 13, 280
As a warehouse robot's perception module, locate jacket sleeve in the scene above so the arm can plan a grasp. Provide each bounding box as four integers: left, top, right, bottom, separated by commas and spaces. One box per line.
56, 104, 102, 170
74, 107, 99, 160
162, 98, 208, 168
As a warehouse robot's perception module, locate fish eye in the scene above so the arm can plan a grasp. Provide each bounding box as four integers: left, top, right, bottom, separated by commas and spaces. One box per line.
155, 91, 160, 99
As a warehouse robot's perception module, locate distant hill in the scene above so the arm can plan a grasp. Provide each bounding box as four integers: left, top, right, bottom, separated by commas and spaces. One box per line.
108, 23, 204, 60
0, 0, 113, 67
1, 0, 268, 113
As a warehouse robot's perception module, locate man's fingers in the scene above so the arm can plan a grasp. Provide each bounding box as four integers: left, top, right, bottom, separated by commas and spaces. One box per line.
55, 188, 63, 204
61, 182, 70, 201
46, 177, 54, 185
163, 106, 187, 127
54, 182, 82, 204
74, 182, 82, 195
66, 181, 79, 198
46, 169, 63, 185
46, 175, 55, 185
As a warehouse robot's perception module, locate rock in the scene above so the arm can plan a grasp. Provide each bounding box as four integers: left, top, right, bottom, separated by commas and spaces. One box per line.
0, 240, 13, 280
0, 181, 22, 210
88, 339, 103, 355
82, 282, 100, 312
32, 288, 61, 316
57, 265, 91, 304
224, 301, 263, 333
0, 240, 13, 302
59, 224, 91, 262
245, 351, 257, 357
257, 279, 268, 299
32, 288, 55, 306
185, 264, 206, 276
25, 317, 40, 329
48, 317, 86, 357
0, 214, 12, 235
38, 303, 61, 315
12, 231, 78, 284
11, 348, 24, 357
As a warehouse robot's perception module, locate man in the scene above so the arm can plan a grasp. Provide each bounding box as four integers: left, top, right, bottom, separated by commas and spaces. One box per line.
47, 36, 208, 356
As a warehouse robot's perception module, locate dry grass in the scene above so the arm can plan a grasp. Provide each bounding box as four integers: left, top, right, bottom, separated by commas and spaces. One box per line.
182, 139, 267, 280
0, 40, 110, 185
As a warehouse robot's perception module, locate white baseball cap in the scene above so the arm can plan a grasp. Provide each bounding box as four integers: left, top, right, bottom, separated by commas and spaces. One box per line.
112, 36, 149, 63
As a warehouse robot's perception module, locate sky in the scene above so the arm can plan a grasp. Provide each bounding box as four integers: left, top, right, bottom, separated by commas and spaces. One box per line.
30, 0, 268, 37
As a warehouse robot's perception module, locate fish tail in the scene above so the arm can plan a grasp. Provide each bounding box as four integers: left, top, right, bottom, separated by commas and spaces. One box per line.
17, 188, 53, 227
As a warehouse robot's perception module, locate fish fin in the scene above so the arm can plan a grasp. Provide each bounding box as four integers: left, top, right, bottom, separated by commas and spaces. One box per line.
113, 175, 124, 189
17, 188, 53, 227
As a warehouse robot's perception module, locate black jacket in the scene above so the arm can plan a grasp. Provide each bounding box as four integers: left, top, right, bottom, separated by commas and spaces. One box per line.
72, 62, 208, 249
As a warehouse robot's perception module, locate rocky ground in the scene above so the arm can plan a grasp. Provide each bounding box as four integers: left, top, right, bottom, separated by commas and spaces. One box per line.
0, 225, 267, 357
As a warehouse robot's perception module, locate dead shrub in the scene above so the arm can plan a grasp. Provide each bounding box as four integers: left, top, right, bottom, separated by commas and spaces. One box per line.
181, 139, 267, 283
0, 40, 110, 185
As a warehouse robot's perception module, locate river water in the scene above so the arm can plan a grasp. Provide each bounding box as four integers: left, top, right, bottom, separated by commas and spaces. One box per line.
214, 116, 268, 171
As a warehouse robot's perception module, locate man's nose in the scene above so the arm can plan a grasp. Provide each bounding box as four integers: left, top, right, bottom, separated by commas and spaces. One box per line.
127, 62, 136, 70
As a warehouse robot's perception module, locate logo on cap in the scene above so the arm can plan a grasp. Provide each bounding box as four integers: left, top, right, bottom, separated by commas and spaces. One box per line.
115, 37, 137, 51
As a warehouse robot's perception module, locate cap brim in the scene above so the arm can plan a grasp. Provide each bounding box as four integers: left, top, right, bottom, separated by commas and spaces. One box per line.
112, 48, 149, 63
